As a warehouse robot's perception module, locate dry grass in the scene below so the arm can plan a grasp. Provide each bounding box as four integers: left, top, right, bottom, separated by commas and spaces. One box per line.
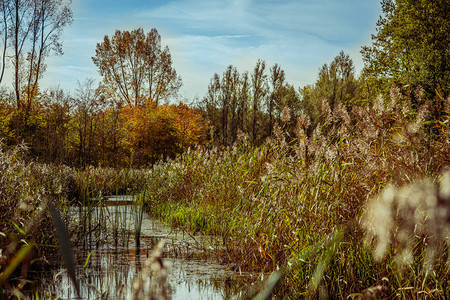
132, 240, 172, 300
142, 88, 449, 298
0, 145, 148, 296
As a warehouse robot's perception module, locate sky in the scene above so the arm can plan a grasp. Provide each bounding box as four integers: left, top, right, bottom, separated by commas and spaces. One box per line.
40, 0, 382, 101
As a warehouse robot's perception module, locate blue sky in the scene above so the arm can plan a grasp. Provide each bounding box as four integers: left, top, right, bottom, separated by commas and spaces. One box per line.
42, 0, 382, 100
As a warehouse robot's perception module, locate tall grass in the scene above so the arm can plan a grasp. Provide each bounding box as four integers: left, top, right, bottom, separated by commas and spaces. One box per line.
76, 167, 148, 202
142, 88, 449, 297
0, 143, 76, 296
0, 144, 149, 296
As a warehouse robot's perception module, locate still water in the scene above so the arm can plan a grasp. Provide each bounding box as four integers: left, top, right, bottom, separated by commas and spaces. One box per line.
36, 196, 251, 299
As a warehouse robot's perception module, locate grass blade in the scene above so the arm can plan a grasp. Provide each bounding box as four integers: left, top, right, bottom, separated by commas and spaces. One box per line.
11, 222, 26, 235
0, 244, 32, 287
49, 202, 80, 297
83, 250, 95, 269
253, 270, 283, 300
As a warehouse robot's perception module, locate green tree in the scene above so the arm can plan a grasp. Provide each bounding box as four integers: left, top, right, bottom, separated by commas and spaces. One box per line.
300, 51, 360, 121
202, 73, 221, 142
237, 71, 250, 136
267, 63, 285, 136
251, 59, 267, 144
361, 0, 450, 97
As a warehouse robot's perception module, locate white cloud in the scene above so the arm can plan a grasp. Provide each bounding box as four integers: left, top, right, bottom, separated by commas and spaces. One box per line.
20, 0, 381, 98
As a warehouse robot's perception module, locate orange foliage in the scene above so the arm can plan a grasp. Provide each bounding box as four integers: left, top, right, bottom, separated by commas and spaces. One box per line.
170, 103, 207, 148
120, 103, 206, 165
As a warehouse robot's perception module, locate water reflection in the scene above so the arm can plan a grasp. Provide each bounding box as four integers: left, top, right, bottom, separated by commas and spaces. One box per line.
35, 196, 249, 299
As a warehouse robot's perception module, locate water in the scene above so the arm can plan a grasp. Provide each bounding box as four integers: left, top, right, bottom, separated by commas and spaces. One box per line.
36, 195, 251, 299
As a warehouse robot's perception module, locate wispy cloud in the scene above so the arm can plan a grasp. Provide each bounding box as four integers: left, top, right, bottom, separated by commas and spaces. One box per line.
37, 0, 381, 98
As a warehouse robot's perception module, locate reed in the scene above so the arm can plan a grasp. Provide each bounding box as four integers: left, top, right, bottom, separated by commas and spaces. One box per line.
0, 144, 77, 296
0, 145, 149, 296
142, 89, 450, 298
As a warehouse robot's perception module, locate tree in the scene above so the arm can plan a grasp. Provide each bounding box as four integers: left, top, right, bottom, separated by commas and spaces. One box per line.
6, 0, 72, 111
93, 28, 182, 107
120, 105, 182, 165
25, 0, 73, 108
299, 51, 360, 121
220, 66, 232, 145
237, 71, 250, 135
68, 78, 104, 166
268, 63, 285, 136
251, 59, 267, 144
0, 0, 10, 85
202, 73, 221, 142
170, 103, 206, 149
316, 51, 359, 109
361, 0, 450, 97
37, 86, 72, 163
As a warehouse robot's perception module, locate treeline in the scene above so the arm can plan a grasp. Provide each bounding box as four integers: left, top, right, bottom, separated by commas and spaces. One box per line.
0, 79, 206, 167
0, 0, 448, 166
200, 0, 449, 147
0, 18, 206, 167
201, 52, 362, 146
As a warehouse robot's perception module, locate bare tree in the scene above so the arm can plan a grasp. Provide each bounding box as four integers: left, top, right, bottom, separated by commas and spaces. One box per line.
25, 0, 73, 109
0, 0, 11, 85
72, 78, 101, 166
7, 0, 72, 111
10, 0, 32, 108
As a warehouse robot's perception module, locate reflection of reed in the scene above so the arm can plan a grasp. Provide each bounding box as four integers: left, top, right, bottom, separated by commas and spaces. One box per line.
37, 194, 248, 299
133, 193, 145, 249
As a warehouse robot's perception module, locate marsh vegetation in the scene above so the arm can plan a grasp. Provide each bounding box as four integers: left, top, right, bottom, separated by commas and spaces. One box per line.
0, 0, 449, 299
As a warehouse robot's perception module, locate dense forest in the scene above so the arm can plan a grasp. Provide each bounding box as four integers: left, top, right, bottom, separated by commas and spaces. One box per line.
0, 0, 449, 298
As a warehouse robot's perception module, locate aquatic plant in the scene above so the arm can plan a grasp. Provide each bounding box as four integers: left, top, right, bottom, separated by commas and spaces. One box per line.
0, 143, 149, 296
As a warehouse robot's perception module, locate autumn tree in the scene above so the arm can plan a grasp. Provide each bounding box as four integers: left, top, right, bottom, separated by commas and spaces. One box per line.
93, 28, 182, 107
361, 0, 450, 97
36, 87, 72, 163
170, 103, 206, 149
120, 105, 176, 165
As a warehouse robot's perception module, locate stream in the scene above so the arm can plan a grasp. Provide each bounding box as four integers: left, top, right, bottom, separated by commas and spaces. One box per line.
35, 195, 253, 299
